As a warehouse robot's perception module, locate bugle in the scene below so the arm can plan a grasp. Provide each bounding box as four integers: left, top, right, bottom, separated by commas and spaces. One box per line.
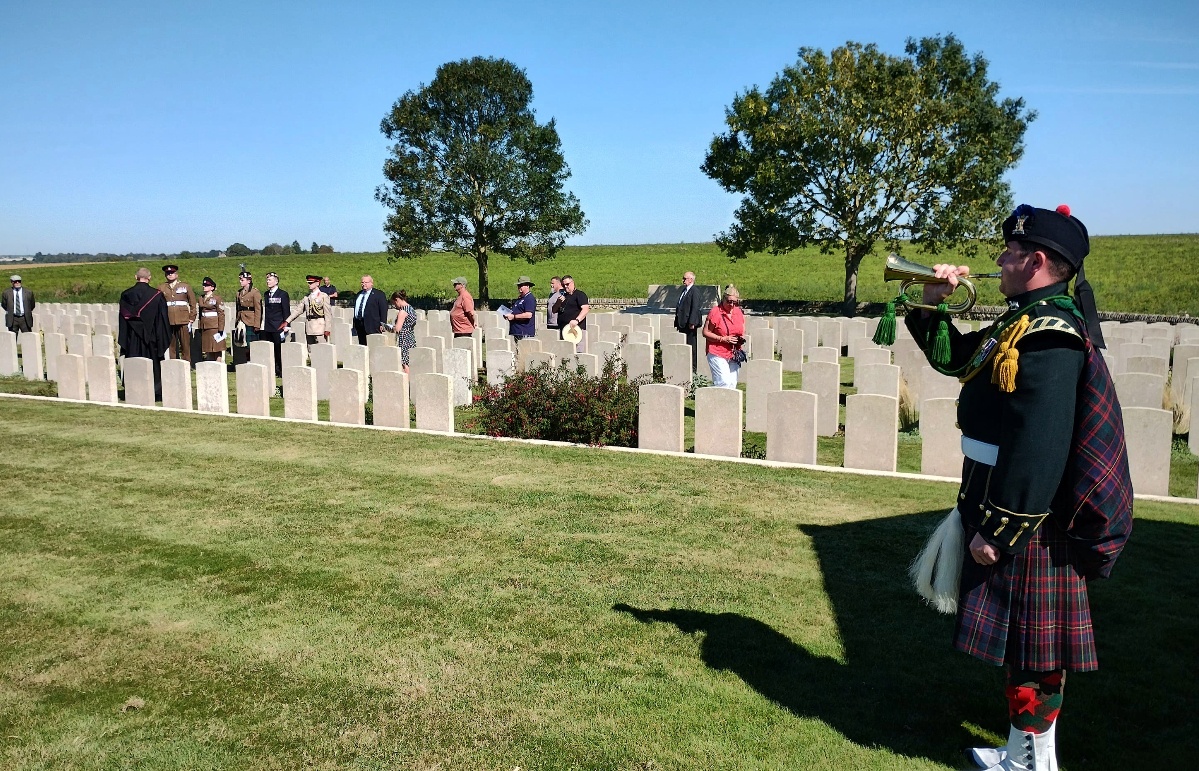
882, 254, 1001, 314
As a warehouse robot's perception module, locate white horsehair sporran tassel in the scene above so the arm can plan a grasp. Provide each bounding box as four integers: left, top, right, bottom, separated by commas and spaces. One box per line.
910, 507, 964, 614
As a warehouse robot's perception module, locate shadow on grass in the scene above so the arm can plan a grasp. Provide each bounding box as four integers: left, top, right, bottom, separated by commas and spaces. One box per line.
616, 511, 1198, 769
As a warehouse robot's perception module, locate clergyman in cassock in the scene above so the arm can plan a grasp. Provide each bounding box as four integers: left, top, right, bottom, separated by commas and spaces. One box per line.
118, 267, 171, 399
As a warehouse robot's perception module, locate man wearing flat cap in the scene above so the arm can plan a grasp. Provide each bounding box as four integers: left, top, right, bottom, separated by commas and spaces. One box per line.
506, 277, 537, 340
906, 204, 1132, 771
449, 277, 476, 338
2, 275, 34, 334
157, 264, 198, 364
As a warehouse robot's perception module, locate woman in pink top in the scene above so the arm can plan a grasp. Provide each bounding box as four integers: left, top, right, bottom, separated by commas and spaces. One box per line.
702, 285, 746, 388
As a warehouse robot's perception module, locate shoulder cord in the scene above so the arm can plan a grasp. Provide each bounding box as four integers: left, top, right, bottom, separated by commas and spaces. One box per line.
930, 294, 1076, 379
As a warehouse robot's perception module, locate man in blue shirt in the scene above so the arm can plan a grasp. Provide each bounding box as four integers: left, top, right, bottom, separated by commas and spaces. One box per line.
506, 277, 537, 339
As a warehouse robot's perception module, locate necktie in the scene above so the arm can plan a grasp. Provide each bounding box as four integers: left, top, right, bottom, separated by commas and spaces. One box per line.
14, 289, 22, 315
356, 292, 367, 319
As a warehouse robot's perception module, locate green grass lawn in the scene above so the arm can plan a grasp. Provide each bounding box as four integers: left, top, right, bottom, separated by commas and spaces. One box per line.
1, 399, 1195, 769
13, 234, 1199, 314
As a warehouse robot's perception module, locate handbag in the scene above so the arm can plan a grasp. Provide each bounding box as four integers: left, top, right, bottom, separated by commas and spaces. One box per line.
721, 312, 747, 364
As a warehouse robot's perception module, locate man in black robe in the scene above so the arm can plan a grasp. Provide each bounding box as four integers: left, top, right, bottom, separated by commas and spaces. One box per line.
118, 267, 171, 398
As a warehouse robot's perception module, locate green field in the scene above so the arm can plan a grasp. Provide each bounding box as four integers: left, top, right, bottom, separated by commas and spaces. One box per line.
1, 398, 1195, 769
12, 234, 1199, 315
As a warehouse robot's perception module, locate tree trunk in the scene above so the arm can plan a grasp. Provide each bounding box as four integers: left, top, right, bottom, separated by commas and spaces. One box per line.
475, 250, 490, 305
842, 246, 865, 317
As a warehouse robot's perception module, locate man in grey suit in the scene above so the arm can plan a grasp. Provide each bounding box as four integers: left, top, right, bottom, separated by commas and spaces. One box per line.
2, 275, 34, 334
674, 271, 704, 370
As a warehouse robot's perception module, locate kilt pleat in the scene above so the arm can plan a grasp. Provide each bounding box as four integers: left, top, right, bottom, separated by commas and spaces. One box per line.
954, 522, 1098, 671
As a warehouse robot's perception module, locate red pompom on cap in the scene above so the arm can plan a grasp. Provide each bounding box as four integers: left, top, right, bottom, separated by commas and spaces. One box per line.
1056, 204, 1072, 217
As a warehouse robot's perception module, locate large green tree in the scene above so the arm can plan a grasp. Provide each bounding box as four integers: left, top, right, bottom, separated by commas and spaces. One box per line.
702, 35, 1034, 313
376, 56, 587, 303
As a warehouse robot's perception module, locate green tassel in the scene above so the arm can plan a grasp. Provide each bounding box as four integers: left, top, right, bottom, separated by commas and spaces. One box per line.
872, 299, 897, 346
931, 302, 952, 366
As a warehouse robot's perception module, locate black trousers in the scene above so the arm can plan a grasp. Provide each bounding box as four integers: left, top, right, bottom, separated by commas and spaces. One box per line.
683, 327, 698, 371
7, 316, 32, 334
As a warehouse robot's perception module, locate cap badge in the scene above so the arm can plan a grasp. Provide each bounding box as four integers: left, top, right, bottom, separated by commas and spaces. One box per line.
1012, 215, 1028, 236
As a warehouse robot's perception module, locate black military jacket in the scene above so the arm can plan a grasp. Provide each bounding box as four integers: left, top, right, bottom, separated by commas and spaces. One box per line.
906, 282, 1086, 552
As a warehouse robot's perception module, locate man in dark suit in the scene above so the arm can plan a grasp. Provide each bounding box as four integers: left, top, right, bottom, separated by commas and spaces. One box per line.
261, 271, 290, 376
352, 274, 387, 346
2, 275, 34, 334
674, 271, 704, 370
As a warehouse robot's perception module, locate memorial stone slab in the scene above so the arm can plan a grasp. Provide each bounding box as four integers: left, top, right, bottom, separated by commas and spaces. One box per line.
766, 389, 817, 464
803, 360, 840, 436
1171, 344, 1199, 398
412, 372, 454, 432
624, 342, 654, 381
818, 319, 843, 352
855, 363, 901, 398
85, 355, 118, 404
487, 349, 516, 386
57, 353, 87, 400
44, 332, 66, 382
444, 347, 474, 407
920, 366, 961, 403
196, 361, 229, 413
329, 368, 365, 425
1177, 325, 1199, 344
1117, 343, 1150, 374
693, 386, 742, 458
780, 328, 805, 372
67, 332, 92, 358
236, 363, 271, 416
409, 347, 440, 377
592, 341, 619, 368
281, 341, 308, 370
844, 393, 898, 472
572, 352, 599, 377
750, 328, 776, 360
1125, 355, 1168, 380
1143, 338, 1171, 362
853, 347, 892, 373
1122, 406, 1172, 496
160, 359, 193, 410
545, 340, 574, 364
894, 345, 928, 403
449, 336, 477, 373
920, 397, 963, 477
331, 321, 353, 355
309, 343, 337, 401
795, 318, 819, 356
250, 340, 276, 382
366, 333, 392, 349
638, 383, 685, 452
524, 350, 554, 371
1114, 372, 1166, 409
283, 366, 318, 421
662, 343, 692, 385
92, 333, 115, 359
807, 346, 839, 365
0, 330, 17, 375
341, 345, 370, 400
744, 358, 783, 433
123, 357, 156, 406
372, 370, 410, 428
370, 344, 404, 375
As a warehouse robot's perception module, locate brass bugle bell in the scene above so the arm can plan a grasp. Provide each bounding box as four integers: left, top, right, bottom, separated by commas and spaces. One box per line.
882, 254, 1001, 314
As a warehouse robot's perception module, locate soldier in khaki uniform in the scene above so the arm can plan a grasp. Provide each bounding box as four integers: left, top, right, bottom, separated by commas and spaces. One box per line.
285, 275, 335, 346
232, 270, 262, 366
158, 264, 197, 362
196, 277, 227, 362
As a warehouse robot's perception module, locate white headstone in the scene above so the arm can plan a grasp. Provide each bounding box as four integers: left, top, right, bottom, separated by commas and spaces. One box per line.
250, 340, 276, 382
196, 361, 229, 413
123, 357, 156, 406
57, 353, 87, 400
844, 394, 898, 472
444, 347, 474, 407
802, 360, 840, 436
85, 355, 118, 404
750, 328, 776, 361
0, 330, 17, 376
855, 363, 901, 398
572, 352, 599, 378
370, 345, 403, 375
662, 343, 693, 386
744, 358, 783, 433
1114, 372, 1166, 409
780, 328, 805, 373
1122, 407, 1172, 496
409, 347, 440, 376
44, 332, 66, 382
372, 371, 410, 428
309, 343, 337, 401
694, 386, 742, 458
412, 372, 454, 432
920, 397, 963, 477
236, 363, 271, 416
281, 341, 308, 370
161, 359, 193, 410
283, 366, 318, 421
329, 368, 365, 425
638, 383, 685, 452
624, 342, 654, 381
766, 390, 817, 464
487, 349, 516, 386
19, 332, 43, 380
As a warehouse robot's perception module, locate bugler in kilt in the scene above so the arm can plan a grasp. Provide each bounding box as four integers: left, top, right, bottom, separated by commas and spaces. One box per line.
906, 204, 1132, 771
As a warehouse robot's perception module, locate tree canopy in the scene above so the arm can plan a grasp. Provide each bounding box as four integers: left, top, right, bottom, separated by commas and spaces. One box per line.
702, 35, 1034, 312
375, 56, 587, 302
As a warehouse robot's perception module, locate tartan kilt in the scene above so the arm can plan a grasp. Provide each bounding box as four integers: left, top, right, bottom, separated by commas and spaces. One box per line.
954, 520, 1098, 672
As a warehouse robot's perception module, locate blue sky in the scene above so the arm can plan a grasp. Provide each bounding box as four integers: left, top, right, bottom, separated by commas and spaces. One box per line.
1, 0, 1195, 254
